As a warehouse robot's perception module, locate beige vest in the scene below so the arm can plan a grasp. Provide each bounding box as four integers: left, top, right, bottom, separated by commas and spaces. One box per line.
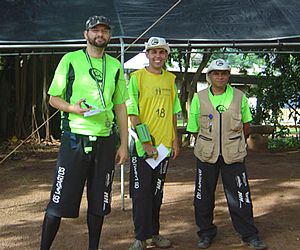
194, 88, 247, 164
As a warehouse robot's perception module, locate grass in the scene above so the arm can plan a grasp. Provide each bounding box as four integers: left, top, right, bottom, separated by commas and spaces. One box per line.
268, 136, 300, 151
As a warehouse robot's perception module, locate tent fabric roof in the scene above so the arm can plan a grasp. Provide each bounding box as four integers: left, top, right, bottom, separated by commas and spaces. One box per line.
1, 0, 300, 45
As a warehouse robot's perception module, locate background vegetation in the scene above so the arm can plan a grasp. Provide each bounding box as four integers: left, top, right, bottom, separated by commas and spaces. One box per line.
0, 50, 299, 151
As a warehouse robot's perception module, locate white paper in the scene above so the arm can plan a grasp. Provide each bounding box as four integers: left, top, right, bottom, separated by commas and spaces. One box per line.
84, 109, 102, 117
146, 143, 170, 169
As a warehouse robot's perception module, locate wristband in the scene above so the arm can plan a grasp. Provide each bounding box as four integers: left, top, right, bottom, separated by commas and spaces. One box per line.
135, 123, 151, 143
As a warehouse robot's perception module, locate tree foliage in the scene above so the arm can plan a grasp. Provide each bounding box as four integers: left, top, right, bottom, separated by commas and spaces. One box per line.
250, 53, 300, 137
169, 48, 299, 139
168, 48, 213, 123
168, 48, 264, 123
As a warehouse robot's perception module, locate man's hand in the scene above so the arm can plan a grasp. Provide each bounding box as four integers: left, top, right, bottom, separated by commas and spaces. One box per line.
115, 144, 128, 165
49, 96, 91, 115
142, 142, 158, 160
172, 138, 180, 160
73, 98, 92, 115
114, 103, 128, 165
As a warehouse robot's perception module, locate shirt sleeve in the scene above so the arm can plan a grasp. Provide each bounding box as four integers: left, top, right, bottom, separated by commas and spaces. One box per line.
187, 93, 200, 133
126, 74, 140, 116
113, 66, 129, 104
241, 94, 253, 123
173, 83, 182, 114
48, 54, 69, 97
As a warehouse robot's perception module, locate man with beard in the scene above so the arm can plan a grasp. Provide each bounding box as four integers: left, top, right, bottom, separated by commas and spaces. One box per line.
40, 16, 128, 250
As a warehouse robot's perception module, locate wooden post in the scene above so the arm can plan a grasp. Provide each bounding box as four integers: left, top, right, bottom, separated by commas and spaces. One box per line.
42, 56, 51, 142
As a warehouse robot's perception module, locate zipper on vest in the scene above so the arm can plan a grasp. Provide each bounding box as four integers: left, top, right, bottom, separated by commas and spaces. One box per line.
219, 113, 222, 155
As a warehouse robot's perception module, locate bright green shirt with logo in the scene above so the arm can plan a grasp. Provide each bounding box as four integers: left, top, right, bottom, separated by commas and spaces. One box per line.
187, 84, 252, 133
126, 68, 182, 156
48, 49, 128, 136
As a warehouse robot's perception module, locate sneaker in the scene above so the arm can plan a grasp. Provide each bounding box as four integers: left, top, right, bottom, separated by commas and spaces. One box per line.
242, 238, 268, 250
197, 236, 212, 249
152, 235, 172, 248
128, 239, 146, 250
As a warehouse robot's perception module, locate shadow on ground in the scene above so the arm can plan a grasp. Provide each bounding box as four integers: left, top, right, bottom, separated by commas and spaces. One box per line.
0, 147, 299, 249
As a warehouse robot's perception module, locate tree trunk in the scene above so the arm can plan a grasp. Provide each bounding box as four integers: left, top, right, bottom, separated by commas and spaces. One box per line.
178, 46, 192, 124
31, 56, 41, 142
0, 63, 9, 139
187, 51, 212, 115
14, 57, 21, 138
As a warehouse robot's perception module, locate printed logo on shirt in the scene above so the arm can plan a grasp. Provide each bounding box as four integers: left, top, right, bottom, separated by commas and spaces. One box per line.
154, 87, 171, 96
89, 68, 103, 82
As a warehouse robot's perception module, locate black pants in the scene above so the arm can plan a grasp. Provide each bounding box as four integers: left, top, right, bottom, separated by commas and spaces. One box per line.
129, 146, 169, 240
46, 131, 116, 218
194, 156, 258, 242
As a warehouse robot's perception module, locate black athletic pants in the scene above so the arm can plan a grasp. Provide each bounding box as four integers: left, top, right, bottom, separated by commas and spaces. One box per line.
129, 146, 169, 241
194, 156, 259, 242
40, 131, 116, 250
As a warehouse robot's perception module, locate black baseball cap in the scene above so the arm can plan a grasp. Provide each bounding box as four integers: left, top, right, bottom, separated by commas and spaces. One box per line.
85, 15, 111, 30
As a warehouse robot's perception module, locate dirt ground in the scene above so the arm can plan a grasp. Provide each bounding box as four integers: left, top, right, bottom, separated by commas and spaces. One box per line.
0, 143, 299, 250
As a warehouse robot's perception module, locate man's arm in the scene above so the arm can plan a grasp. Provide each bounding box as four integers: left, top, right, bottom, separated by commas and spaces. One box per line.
172, 114, 179, 159
114, 103, 128, 165
129, 115, 158, 159
243, 122, 251, 139
49, 96, 90, 116
128, 114, 140, 129
241, 94, 252, 140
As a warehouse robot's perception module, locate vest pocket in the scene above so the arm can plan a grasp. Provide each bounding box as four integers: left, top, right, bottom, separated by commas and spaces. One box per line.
230, 113, 243, 131
229, 135, 242, 140
200, 115, 210, 129
198, 134, 212, 141
227, 137, 247, 161
196, 135, 214, 160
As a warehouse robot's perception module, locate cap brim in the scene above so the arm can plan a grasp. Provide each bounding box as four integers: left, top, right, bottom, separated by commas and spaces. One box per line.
88, 22, 111, 30
146, 45, 170, 54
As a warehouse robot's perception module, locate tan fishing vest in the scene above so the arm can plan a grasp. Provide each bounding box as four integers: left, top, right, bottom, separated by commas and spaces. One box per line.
194, 88, 247, 164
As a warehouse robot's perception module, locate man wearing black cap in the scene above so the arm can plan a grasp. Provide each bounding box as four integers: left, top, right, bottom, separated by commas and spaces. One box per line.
40, 16, 128, 250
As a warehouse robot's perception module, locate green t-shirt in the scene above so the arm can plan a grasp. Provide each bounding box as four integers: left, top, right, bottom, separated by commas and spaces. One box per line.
187, 84, 252, 133
48, 49, 128, 136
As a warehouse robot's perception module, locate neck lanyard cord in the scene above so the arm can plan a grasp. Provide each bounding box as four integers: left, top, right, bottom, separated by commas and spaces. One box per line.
85, 50, 107, 109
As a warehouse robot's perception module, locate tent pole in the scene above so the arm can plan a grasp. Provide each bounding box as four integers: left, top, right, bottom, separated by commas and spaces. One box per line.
120, 37, 125, 65
1, 41, 300, 50
120, 37, 126, 211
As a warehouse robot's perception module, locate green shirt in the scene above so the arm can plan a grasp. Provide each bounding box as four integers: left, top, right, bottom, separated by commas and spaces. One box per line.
48, 49, 128, 136
187, 84, 252, 133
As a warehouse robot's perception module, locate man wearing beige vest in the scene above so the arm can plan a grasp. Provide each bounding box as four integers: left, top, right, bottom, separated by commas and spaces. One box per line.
187, 59, 267, 250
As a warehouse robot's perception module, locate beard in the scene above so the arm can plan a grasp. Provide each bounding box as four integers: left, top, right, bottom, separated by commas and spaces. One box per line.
87, 35, 110, 48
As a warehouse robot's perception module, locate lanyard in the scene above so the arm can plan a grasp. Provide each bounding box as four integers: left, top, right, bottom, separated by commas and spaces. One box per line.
85, 50, 107, 109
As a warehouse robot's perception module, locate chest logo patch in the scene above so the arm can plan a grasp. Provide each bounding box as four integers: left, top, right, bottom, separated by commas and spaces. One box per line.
89, 68, 103, 82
